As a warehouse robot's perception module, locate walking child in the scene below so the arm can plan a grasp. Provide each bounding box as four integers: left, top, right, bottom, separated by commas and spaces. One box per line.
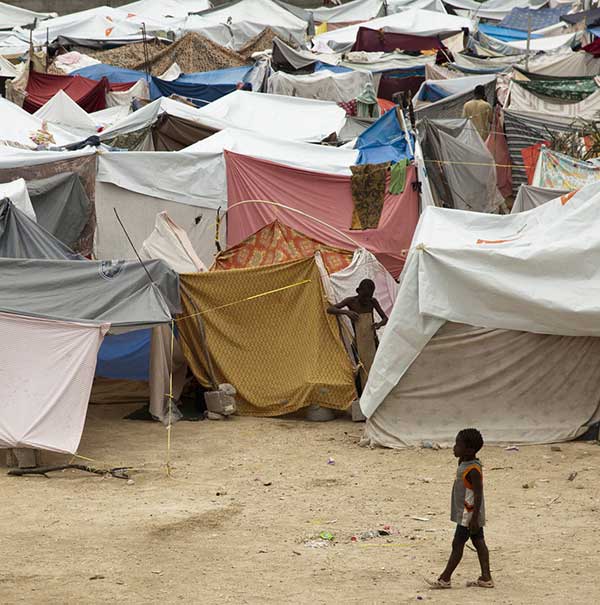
427, 428, 494, 589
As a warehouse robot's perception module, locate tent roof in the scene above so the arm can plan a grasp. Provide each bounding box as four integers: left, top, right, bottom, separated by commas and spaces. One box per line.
0, 179, 35, 222
310, 0, 384, 24
443, 0, 547, 22
0, 1, 54, 29
34, 90, 100, 137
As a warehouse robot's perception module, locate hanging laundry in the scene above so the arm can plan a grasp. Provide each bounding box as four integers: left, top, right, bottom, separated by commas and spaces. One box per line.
389, 159, 409, 194
350, 162, 390, 230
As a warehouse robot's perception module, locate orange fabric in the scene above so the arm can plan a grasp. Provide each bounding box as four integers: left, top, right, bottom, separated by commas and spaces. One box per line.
561, 190, 578, 205
462, 464, 482, 489
521, 141, 549, 185
377, 98, 396, 114
211, 220, 353, 274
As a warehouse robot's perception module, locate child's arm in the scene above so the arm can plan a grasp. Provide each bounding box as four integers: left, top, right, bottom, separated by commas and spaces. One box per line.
373, 298, 388, 329
327, 298, 359, 321
467, 469, 483, 531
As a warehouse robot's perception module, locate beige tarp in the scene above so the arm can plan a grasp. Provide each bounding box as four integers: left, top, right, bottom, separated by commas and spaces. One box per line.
364, 322, 600, 448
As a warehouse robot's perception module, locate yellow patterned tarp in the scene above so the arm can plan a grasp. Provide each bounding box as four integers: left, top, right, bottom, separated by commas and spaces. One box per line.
178, 258, 356, 416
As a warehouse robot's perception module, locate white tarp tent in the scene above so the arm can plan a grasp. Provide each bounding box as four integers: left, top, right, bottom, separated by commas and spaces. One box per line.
0, 1, 54, 29
96, 150, 225, 266
360, 182, 600, 446
444, 0, 547, 21
0, 55, 18, 78
387, 0, 447, 13
182, 127, 359, 174
310, 0, 384, 23
0, 178, 36, 221
193, 90, 348, 142
0, 311, 108, 454
312, 9, 472, 50
34, 91, 100, 138
183, 0, 308, 49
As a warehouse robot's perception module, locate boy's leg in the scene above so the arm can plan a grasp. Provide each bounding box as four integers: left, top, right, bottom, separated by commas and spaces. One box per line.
471, 530, 492, 582
439, 525, 468, 583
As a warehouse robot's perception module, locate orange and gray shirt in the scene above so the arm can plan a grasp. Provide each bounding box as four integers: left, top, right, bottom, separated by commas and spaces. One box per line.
450, 459, 485, 527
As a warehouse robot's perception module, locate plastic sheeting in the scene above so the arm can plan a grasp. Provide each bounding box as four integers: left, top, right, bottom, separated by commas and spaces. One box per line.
178, 258, 356, 416
193, 90, 348, 142
0, 1, 53, 28
355, 108, 414, 165
0, 179, 35, 221
267, 69, 373, 103
500, 6, 570, 31
34, 90, 100, 138
310, 0, 384, 24
511, 184, 569, 213
224, 151, 419, 277
363, 321, 600, 447
443, 0, 548, 22
0, 312, 108, 454
352, 27, 446, 52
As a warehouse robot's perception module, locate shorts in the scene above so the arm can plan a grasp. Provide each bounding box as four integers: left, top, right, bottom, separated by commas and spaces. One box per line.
454, 524, 484, 543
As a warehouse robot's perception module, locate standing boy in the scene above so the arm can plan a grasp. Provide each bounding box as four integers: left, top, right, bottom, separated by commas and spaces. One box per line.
462, 85, 493, 142
427, 428, 494, 589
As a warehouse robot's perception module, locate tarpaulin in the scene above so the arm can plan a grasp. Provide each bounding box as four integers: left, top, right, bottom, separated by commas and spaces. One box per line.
521, 141, 547, 185
0, 179, 35, 221
225, 151, 419, 277
444, 0, 547, 22
74, 63, 151, 84
583, 36, 600, 57
500, 7, 570, 31
96, 327, 151, 380
477, 23, 541, 42
351, 27, 444, 53
310, 0, 384, 24
23, 71, 113, 113
0, 311, 108, 454
152, 113, 218, 151
212, 220, 353, 273
178, 258, 356, 416
511, 184, 569, 213
355, 108, 414, 165
518, 78, 598, 101
532, 147, 600, 190
561, 7, 600, 26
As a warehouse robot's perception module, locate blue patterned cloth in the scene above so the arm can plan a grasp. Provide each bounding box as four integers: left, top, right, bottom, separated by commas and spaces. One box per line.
500, 6, 572, 32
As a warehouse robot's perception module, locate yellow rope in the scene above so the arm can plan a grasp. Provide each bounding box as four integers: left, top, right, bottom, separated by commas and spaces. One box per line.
166, 319, 174, 478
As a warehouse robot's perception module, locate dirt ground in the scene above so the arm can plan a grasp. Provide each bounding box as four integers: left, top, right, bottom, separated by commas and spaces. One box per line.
2, 405, 600, 605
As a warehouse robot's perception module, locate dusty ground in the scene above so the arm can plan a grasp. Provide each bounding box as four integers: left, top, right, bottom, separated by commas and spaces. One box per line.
1, 405, 600, 605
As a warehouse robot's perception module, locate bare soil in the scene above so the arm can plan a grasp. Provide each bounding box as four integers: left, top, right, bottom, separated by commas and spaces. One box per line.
2, 404, 600, 604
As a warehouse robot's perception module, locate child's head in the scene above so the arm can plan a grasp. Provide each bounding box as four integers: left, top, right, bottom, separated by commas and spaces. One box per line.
356, 279, 375, 299
453, 428, 484, 459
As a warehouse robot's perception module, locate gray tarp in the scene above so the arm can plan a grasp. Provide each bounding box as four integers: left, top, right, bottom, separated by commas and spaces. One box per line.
26, 172, 91, 251
0, 198, 81, 260
0, 253, 180, 329
364, 322, 600, 447
418, 118, 500, 213
511, 185, 569, 213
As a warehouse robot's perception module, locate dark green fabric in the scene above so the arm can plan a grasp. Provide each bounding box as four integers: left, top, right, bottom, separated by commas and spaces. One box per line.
389, 159, 408, 194
519, 79, 599, 102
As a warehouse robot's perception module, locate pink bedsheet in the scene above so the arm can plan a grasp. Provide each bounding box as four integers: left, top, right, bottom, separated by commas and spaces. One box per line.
225, 151, 419, 278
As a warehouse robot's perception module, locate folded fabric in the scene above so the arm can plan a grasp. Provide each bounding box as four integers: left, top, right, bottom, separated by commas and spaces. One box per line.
389, 159, 408, 194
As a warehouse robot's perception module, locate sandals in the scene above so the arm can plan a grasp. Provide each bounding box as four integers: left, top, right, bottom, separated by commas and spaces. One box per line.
467, 578, 495, 588
425, 578, 452, 589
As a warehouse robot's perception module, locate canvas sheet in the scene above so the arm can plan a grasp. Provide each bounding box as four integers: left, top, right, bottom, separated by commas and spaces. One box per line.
0, 97, 80, 148
351, 28, 445, 53
511, 184, 568, 213
419, 118, 501, 213
95, 182, 223, 269
0, 178, 35, 221
0, 55, 18, 78
141, 211, 207, 274
450, 52, 522, 73
532, 147, 600, 190
500, 6, 569, 31
0, 199, 80, 261
364, 321, 600, 447
267, 69, 373, 103
506, 31, 578, 52
0, 256, 179, 329
524, 50, 600, 78
310, 0, 384, 24
361, 182, 600, 421
313, 8, 472, 50
0, 152, 97, 256
183, 127, 358, 175
152, 114, 218, 151
340, 52, 435, 73
387, 0, 447, 14
0, 1, 54, 28
508, 81, 600, 121
0, 312, 108, 454
193, 90, 347, 142
178, 258, 356, 416
183, 0, 308, 49
225, 151, 419, 277
34, 90, 100, 138
212, 220, 353, 273
444, 0, 547, 21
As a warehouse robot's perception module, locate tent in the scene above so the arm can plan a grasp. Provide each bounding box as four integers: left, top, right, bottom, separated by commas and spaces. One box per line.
352, 28, 446, 52
310, 0, 385, 25
360, 182, 600, 447
34, 90, 101, 138
312, 9, 472, 51
511, 184, 569, 213
224, 150, 420, 277
96, 150, 224, 267
183, 0, 308, 49
193, 90, 348, 142
418, 118, 501, 213
532, 147, 600, 191
499, 6, 571, 31
178, 257, 356, 416
0, 1, 54, 28
0, 179, 35, 221
443, 0, 548, 22
267, 69, 373, 104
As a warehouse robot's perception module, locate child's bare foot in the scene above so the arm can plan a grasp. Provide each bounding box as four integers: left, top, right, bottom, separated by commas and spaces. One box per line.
425, 578, 452, 589
466, 577, 494, 588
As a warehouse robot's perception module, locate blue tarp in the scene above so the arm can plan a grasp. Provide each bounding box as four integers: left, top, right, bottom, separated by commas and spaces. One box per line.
416, 82, 450, 103
150, 66, 253, 106
314, 62, 353, 73
355, 108, 414, 165
500, 6, 572, 32
74, 63, 253, 106
478, 23, 541, 42
96, 328, 151, 381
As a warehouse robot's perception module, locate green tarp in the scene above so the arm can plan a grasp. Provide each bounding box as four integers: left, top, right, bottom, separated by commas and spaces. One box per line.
519, 78, 599, 102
